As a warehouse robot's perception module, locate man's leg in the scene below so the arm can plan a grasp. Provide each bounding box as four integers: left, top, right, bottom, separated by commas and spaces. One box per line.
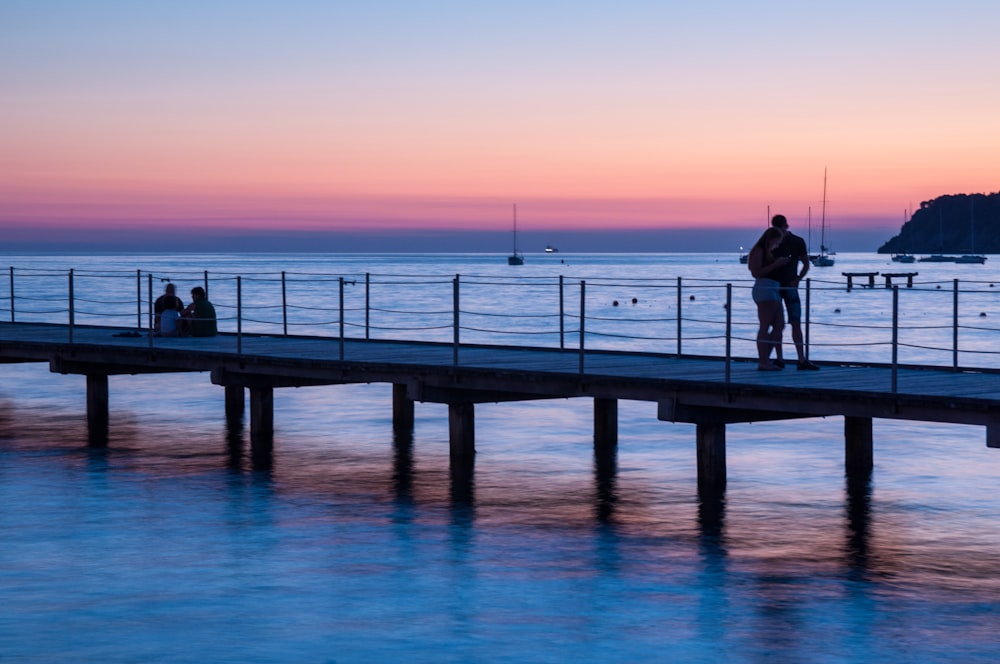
790, 322, 805, 362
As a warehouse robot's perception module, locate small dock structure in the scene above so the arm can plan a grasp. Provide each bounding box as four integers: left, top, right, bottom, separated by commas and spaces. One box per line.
842, 271, 879, 291
883, 272, 918, 288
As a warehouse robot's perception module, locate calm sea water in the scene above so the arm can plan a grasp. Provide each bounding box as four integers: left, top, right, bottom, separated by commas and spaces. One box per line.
1, 252, 999, 662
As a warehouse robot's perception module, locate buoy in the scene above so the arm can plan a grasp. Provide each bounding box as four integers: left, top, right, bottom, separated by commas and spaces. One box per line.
834, 308, 841, 314
689, 295, 695, 301
612, 300, 619, 307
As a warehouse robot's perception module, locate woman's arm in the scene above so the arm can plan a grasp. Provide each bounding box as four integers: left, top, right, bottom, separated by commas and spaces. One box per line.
748, 249, 787, 279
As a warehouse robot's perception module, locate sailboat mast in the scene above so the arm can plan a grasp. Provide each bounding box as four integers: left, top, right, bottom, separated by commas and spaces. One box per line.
513, 204, 518, 254
807, 206, 812, 252
970, 197, 975, 253
820, 168, 827, 252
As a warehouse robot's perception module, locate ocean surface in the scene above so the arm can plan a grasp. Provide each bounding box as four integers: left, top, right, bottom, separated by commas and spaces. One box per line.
1, 252, 999, 663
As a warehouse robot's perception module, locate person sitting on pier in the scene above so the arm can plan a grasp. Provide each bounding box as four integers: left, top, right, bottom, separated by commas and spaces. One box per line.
748, 227, 791, 371
153, 282, 184, 337
181, 286, 217, 337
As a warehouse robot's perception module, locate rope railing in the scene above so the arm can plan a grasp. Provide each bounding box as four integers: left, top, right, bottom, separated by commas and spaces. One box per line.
3, 267, 999, 375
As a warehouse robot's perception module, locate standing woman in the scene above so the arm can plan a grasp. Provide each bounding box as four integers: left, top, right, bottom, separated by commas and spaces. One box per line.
748, 227, 791, 370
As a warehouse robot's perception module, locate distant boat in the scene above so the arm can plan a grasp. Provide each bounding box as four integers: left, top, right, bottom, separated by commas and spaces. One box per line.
545, 245, 558, 253
919, 208, 957, 262
507, 204, 524, 266
956, 198, 986, 264
810, 169, 835, 267
891, 210, 915, 263
738, 246, 748, 264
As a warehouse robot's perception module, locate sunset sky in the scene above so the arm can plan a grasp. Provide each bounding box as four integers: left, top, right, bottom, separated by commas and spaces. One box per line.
2, 1, 998, 251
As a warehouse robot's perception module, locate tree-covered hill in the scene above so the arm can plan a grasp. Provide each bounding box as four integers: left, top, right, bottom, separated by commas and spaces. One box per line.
877, 192, 1000, 254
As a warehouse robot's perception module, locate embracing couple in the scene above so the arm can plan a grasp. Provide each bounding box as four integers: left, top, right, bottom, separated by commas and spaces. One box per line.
746, 215, 821, 372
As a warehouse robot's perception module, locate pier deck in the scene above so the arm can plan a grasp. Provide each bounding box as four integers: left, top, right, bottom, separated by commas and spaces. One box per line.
2, 321, 998, 495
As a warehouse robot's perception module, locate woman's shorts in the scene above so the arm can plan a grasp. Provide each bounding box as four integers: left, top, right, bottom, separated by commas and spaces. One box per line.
752, 278, 781, 304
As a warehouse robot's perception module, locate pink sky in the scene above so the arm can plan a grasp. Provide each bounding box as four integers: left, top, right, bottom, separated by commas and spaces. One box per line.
2, 2, 998, 249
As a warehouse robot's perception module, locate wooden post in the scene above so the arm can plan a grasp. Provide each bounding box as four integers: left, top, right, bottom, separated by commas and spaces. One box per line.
987, 424, 1000, 449
249, 387, 274, 468
225, 384, 245, 419
845, 416, 874, 477
86, 374, 109, 447
392, 383, 414, 434
448, 402, 475, 459
594, 397, 618, 456
696, 423, 726, 497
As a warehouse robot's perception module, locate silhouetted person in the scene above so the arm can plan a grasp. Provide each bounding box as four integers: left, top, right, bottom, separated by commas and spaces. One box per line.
748, 227, 789, 370
153, 282, 184, 337
771, 214, 819, 370
182, 286, 217, 337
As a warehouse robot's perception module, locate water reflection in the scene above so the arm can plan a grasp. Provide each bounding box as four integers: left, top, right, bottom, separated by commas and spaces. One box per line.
449, 455, 475, 513
225, 412, 245, 469
844, 470, 873, 577
593, 443, 618, 524
392, 429, 414, 505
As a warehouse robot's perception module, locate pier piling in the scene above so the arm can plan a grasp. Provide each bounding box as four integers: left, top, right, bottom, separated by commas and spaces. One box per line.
249, 387, 274, 467
845, 416, 874, 477
393, 383, 415, 434
696, 423, 726, 497
594, 397, 618, 454
448, 402, 475, 459
86, 374, 109, 447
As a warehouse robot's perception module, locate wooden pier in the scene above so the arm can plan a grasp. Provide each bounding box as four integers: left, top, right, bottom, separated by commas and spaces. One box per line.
2, 321, 998, 499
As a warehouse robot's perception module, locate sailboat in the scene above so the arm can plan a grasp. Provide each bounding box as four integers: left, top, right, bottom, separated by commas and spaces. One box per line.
891, 209, 916, 263
919, 208, 958, 262
955, 197, 987, 264
507, 204, 524, 265
810, 169, 835, 267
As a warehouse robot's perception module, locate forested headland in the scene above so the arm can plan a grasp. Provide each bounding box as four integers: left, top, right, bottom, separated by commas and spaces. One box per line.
878, 192, 1000, 254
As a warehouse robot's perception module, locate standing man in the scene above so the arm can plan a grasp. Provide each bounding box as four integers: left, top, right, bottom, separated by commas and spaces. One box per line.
770, 214, 820, 370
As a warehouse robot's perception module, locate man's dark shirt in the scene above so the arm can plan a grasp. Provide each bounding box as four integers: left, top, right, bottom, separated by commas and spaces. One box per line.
772, 232, 807, 286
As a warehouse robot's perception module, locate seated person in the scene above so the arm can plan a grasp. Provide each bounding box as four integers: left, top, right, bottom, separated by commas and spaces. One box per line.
153, 283, 184, 337
182, 286, 217, 337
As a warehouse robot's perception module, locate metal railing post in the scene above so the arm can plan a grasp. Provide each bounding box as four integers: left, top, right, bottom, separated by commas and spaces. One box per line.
339, 276, 345, 361
136, 270, 142, 329
147, 274, 153, 348
676, 276, 682, 357
804, 277, 811, 360
891, 285, 899, 392
9, 266, 14, 323
559, 275, 565, 350
203, 271, 209, 299
579, 280, 586, 374
237, 276, 243, 355
453, 274, 460, 365
281, 271, 288, 336
952, 278, 959, 370
365, 272, 371, 340
725, 283, 732, 383
68, 269, 74, 344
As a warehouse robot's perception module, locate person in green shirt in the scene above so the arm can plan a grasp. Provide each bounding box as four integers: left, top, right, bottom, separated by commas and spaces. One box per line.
182, 286, 217, 337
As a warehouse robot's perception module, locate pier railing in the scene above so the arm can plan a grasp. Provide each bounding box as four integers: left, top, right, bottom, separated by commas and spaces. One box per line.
2, 266, 998, 372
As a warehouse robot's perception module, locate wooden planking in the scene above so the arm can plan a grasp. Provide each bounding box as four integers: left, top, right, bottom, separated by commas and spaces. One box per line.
1, 322, 998, 425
